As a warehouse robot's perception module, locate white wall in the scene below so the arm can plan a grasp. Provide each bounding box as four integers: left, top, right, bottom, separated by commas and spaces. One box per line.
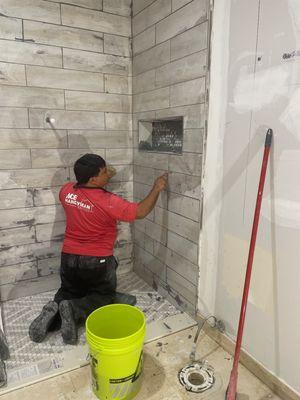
199, 0, 300, 393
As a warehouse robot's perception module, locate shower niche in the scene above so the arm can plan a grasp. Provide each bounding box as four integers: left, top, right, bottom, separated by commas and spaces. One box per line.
138, 117, 183, 154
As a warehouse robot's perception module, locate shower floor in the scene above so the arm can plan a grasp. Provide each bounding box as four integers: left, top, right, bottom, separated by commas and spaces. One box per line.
1, 272, 195, 393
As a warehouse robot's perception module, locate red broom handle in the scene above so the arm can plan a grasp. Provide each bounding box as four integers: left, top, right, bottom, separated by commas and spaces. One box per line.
226, 129, 273, 400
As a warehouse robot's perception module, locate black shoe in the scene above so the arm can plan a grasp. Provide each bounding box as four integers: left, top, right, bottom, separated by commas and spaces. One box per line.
114, 292, 137, 306
59, 300, 77, 345
29, 301, 58, 343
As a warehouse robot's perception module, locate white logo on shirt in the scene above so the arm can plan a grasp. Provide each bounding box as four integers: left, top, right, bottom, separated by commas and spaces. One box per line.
65, 193, 92, 212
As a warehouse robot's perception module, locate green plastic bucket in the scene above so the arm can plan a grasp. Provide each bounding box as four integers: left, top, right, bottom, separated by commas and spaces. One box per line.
86, 304, 146, 400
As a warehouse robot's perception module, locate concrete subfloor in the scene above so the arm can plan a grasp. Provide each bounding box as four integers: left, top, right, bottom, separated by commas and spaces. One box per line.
0, 326, 282, 400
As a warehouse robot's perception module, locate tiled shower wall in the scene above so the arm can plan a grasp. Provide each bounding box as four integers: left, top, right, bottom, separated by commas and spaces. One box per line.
0, 0, 133, 300
132, 0, 209, 316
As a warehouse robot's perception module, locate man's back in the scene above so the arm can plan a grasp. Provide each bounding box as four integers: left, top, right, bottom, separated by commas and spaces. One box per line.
59, 182, 137, 257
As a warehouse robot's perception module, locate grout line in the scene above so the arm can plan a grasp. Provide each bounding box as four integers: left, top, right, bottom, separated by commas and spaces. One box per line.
63, 89, 66, 112
59, 3, 62, 25
133, 48, 208, 80
63, 87, 131, 96
134, 241, 199, 281
0, 105, 130, 116
46, 0, 103, 12
132, 0, 157, 18
60, 1, 131, 18
0, 57, 130, 78
0, 83, 71, 93
24, 65, 28, 86
20, 17, 108, 36
21, 19, 24, 41
0, 127, 131, 134
8, 39, 130, 60
171, 0, 195, 14
26, 107, 30, 127
61, 47, 64, 68
134, 185, 201, 201
132, 99, 206, 114
103, 74, 107, 92
4, 14, 130, 39
132, 101, 205, 114
133, 2, 207, 39
154, 202, 201, 223
29, 148, 33, 169
1, 34, 129, 55
11, 62, 109, 81
133, 20, 208, 58
0, 57, 130, 77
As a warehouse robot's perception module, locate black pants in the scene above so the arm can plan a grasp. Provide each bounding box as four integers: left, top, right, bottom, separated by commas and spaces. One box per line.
54, 252, 118, 324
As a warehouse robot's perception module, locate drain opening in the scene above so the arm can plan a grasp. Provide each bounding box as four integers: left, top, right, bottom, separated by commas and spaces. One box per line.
189, 372, 205, 386
178, 361, 215, 393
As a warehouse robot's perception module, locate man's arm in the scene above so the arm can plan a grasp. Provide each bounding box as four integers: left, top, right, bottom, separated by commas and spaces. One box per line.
136, 173, 168, 219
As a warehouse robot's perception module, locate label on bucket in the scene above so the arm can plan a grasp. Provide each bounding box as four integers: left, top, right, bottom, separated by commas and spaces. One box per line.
109, 351, 143, 399
91, 355, 99, 392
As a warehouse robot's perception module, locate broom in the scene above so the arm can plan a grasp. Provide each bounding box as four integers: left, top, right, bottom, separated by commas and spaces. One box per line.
226, 129, 273, 400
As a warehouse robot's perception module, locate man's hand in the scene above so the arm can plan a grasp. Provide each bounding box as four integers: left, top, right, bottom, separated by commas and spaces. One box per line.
136, 173, 168, 219
153, 173, 168, 192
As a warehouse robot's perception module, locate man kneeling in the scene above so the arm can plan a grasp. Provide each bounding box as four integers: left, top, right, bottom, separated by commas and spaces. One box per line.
29, 154, 167, 345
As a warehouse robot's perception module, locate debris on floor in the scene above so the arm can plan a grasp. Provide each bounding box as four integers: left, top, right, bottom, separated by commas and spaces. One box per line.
0, 327, 283, 400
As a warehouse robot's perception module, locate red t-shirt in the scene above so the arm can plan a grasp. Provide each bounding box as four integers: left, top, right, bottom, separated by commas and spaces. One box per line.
59, 182, 138, 257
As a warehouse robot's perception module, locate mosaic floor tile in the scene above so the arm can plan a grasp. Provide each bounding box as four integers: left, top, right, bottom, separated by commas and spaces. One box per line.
2, 272, 180, 370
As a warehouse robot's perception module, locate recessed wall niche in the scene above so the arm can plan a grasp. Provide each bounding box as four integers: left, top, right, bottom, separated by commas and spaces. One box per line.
138, 117, 183, 154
